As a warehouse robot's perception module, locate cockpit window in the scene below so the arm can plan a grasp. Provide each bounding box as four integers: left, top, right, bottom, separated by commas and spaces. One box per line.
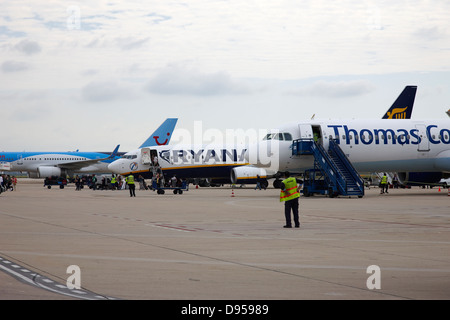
263, 132, 292, 141
122, 154, 137, 159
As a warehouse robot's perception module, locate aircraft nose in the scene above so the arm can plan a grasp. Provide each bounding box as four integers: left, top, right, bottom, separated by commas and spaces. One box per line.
108, 161, 121, 174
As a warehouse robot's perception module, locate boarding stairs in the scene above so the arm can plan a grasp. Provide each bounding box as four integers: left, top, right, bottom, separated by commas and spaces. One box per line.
292, 139, 364, 197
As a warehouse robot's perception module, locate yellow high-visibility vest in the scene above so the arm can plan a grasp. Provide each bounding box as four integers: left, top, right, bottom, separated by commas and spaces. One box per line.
280, 177, 300, 202
381, 176, 388, 184
126, 175, 135, 185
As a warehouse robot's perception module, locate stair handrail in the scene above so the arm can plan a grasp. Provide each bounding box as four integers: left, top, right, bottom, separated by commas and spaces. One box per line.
311, 140, 348, 193
328, 139, 365, 193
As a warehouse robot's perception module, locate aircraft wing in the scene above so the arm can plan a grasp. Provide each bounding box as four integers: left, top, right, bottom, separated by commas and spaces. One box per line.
56, 145, 120, 171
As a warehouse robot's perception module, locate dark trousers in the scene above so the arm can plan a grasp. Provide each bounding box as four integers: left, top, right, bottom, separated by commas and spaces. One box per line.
129, 184, 136, 197
284, 198, 299, 227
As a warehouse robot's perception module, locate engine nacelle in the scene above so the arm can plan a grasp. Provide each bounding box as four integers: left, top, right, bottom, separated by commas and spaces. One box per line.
231, 166, 274, 186
397, 172, 443, 186
37, 166, 62, 178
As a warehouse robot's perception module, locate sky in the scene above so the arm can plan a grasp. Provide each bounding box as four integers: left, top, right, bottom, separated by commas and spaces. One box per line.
1, 0, 450, 151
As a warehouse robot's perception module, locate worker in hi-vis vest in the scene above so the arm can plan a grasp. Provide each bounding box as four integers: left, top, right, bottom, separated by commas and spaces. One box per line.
280, 171, 301, 228
380, 173, 389, 194
126, 174, 136, 197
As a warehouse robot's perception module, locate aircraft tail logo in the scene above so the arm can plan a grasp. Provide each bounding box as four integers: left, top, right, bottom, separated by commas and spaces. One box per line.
153, 133, 171, 146
382, 86, 417, 119
385, 106, 408, 119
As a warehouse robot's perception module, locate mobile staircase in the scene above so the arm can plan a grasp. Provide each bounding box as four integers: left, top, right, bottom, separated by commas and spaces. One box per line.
292, 139, 364, 198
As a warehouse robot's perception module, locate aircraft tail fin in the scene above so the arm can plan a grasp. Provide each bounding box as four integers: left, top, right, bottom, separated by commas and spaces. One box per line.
139, 118, 178, 148
382, 86, 417, 119
108, 145, 120, 159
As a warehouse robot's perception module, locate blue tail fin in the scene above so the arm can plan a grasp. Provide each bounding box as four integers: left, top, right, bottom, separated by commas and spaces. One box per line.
139, 118, 178, 148
382, 86, 417, 119
108, 145, 120, 159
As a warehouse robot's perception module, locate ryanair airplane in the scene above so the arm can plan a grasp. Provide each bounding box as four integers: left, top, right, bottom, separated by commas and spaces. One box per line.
0, 118, 177, 178
107, 143, 250, 183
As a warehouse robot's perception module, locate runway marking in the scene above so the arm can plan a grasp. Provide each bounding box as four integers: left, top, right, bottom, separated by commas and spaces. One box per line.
0, 254, 118, 300
147, 223, 197, 232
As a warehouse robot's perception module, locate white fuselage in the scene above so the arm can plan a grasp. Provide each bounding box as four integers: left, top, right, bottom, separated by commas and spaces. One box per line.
259, 119, 450, 174
107, 144, 249, 180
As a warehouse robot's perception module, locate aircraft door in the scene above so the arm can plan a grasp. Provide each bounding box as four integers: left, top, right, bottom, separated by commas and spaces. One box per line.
17, 154, 23, 165
415, 124, 430, 152
141, 148, 151, 165
150, 149, 159, 166
298, 124, 313, 140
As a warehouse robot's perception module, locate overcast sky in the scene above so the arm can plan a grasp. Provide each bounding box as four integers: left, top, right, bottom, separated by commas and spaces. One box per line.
1, 0, 449, 151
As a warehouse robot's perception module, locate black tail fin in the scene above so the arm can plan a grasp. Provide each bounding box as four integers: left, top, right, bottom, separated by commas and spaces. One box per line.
382, 86, 417, 119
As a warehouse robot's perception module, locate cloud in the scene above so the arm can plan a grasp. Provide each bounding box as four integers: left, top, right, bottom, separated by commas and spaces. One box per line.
1, 60, 30, 72
0, 26, 26, 38
413, 26, 446, 41
145, 13, 171, 24
287, 80, 375, 98
14, 39, 42, 55
145, 65, 251, 96
81, 81, 132, 102
115, 36, 150, 50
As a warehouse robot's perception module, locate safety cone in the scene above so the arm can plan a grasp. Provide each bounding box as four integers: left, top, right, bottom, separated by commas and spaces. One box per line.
439, 186, 441, 192
231, 188, 235, 197
448, 188, 450, 196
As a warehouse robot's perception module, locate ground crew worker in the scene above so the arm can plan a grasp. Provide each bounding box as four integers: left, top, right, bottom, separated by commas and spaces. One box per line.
126, 174, 136, 197
280, 171, 300, 228
380, 173, 389, 194
111, 175, 117, 190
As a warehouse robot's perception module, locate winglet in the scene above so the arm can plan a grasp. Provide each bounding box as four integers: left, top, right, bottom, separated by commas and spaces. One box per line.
139, 118, 178, 148
382, 86, 417, 119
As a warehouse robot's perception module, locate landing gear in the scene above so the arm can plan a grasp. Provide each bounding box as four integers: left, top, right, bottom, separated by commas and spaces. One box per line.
273, 179, 282, 189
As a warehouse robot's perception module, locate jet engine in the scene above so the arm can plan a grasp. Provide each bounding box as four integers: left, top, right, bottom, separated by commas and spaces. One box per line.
231, 166, 273, 188
397, 172, 443, 187
37, 166, 62, 178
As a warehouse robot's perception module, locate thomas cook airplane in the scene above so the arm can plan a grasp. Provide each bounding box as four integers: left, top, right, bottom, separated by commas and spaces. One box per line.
231, 85, 418, 188
0, 118, 177, 178
107, 87, 421, 188
248, 117, 450, 196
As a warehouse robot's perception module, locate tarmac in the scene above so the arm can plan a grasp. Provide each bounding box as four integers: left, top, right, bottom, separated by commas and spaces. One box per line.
0, 179, 449, 300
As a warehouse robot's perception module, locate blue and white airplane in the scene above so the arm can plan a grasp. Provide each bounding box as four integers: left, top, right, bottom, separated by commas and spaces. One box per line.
0, 118, 177, 178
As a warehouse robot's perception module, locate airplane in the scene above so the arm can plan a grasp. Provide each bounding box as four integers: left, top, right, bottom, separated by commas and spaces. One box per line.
0, 118, 178, 178
107, 87, 423, 188
249, 118, 450, 191
107, 141, 250, 184
231, 85, 418, 188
